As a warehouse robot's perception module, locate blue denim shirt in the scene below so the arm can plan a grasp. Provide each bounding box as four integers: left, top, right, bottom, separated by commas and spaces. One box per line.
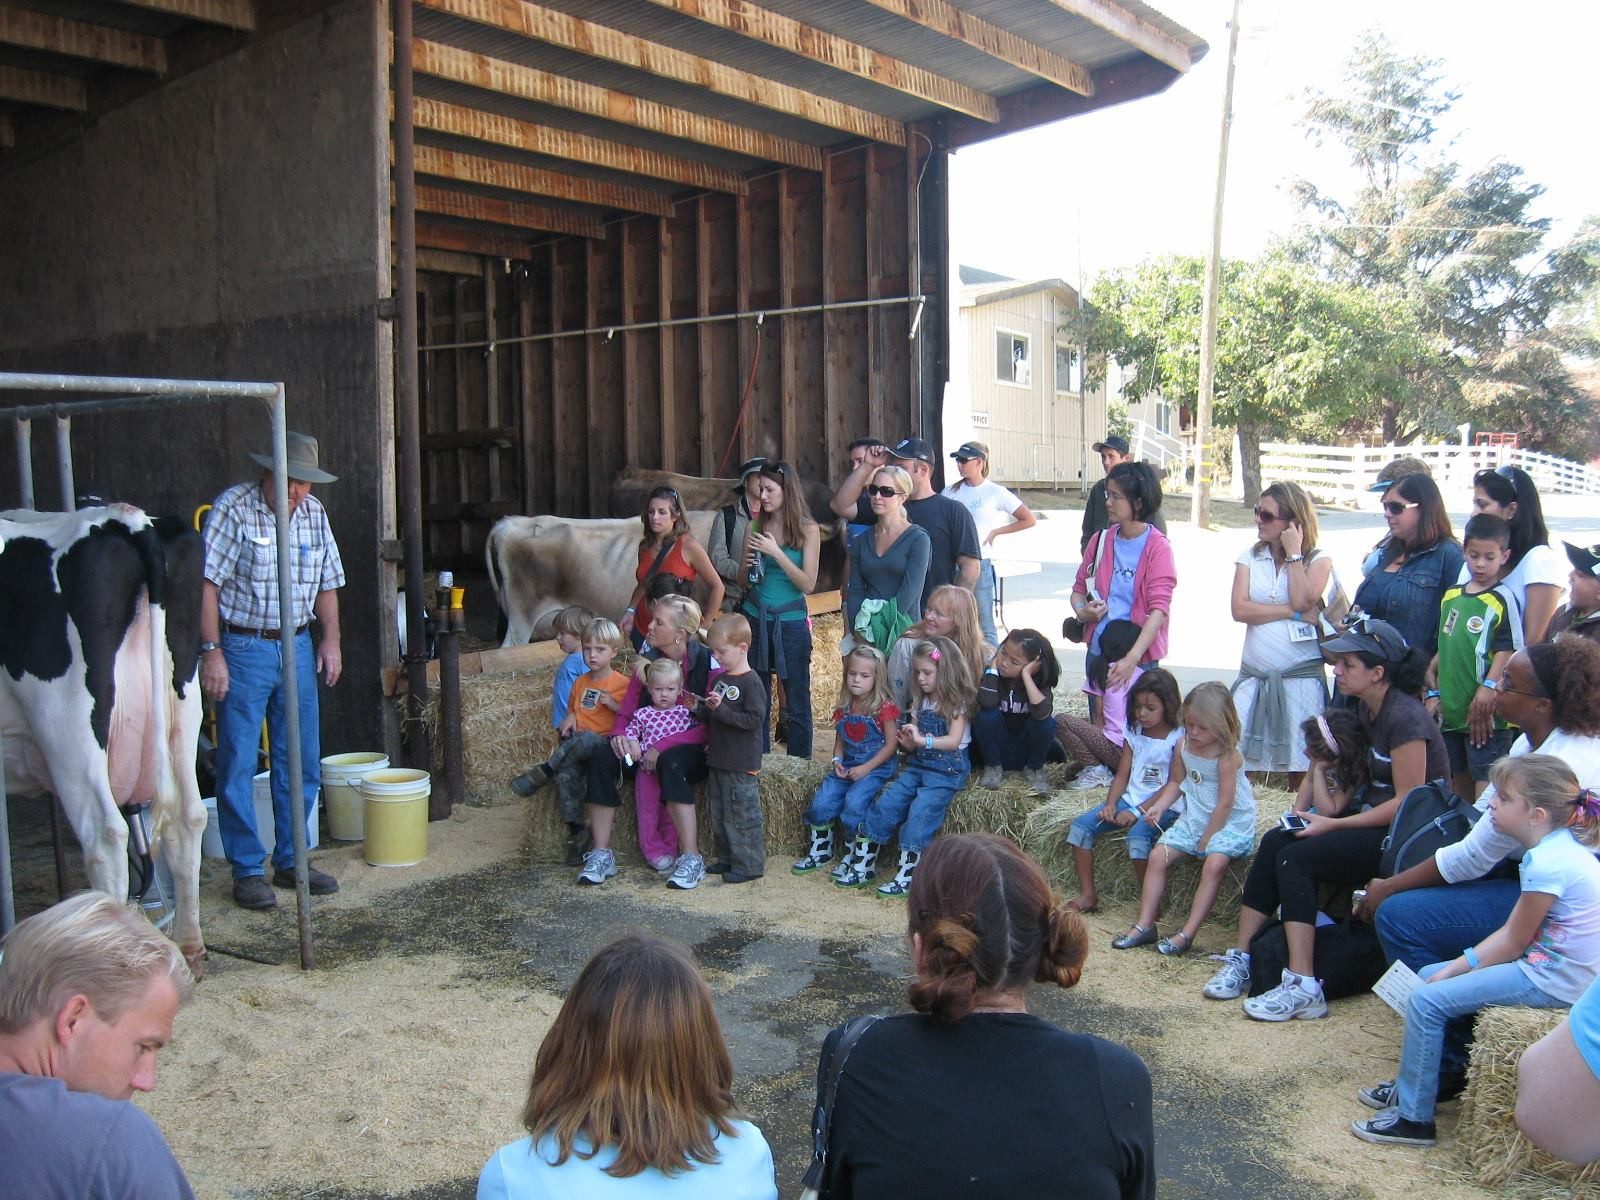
1352, 538, 1465, 657
837, 706, 891, 768
910, 705, 968, 777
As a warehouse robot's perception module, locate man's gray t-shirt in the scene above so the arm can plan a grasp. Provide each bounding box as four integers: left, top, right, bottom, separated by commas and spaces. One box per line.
0, 1072, 195, 1199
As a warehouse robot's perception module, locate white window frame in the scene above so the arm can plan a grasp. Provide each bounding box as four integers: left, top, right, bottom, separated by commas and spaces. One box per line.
996, 328, 1031, 389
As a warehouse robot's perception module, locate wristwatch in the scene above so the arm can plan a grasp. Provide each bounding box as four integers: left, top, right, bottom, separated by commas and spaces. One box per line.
1284, 554, 1304, 563
199, 641, 221, 654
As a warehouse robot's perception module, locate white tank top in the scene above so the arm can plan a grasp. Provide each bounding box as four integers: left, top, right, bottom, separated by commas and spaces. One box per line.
1124, 724, 1182, 808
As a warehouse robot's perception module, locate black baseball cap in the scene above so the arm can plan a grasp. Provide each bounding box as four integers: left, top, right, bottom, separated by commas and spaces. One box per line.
1321, 616, 1409, 663
950, 442, 987, 462
1092, 435, 1130, 455
890, 437, 934, 465
1565, 542, 1600, 578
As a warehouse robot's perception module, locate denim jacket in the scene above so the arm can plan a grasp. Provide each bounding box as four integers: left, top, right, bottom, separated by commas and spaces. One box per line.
1352, 538, 1465, 657
910, 704, 969, 777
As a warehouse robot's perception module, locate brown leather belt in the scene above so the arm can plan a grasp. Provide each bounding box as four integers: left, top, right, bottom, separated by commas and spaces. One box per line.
224, 621, 309, 641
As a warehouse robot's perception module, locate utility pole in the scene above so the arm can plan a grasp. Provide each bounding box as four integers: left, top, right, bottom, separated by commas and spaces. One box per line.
1191, 0, 1242, 529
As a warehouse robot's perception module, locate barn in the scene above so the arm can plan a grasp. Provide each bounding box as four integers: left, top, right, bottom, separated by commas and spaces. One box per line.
0, 0, 1206, 754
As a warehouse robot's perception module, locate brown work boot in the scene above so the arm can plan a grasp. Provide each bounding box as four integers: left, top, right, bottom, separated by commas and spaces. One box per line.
272, 866, 340, 895
233, 876, 277, 910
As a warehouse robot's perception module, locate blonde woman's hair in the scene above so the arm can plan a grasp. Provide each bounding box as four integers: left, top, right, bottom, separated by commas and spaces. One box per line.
1180, 681, 1241, 754
909, 585, 989, 682
642, 658, 684, 691
872, 465, 913, 498
0, 891, 193, 1033
954, 442, 991, 480
1489, 753, 1600, 847
913, 636, 977, 720
651, 594, 703, 639
1255, 481, 1320, 557
836, 644, 895, 716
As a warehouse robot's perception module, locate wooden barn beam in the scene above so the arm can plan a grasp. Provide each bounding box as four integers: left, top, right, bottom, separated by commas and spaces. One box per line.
416, 0, 907, 146
413, 182, 606, 238
413, 38, 823, 171
857, 0, 1092, 96
0, 115, 13, 147
0, 5, 167, 73
634, 0, 999, 122
411, 218, 540, 260
0, 65, 86, 110
413, 143, 674, 217
1041, 0, 1192, 73
413, 96, 749, 194
115, 0, 255, 31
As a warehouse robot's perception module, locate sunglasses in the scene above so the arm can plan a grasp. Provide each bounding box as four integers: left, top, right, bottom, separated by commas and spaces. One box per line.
866, 485, 901, 498
1382, 500, 1419, 516
1252, 506, 1285, 523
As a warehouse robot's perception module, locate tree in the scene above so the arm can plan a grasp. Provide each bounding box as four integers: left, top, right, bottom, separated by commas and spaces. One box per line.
1290, 32, 1599, 452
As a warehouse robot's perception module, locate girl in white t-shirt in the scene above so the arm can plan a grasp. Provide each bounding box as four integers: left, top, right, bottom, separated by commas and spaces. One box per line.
1467, 465, 1568, 643
1352, 753, 1600, 1148
943, 441, 1035, 645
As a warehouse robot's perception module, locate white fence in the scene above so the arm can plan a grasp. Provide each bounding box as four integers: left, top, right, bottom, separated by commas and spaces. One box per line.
1258, 441, 1600, 504
1130, 420, 1189, 481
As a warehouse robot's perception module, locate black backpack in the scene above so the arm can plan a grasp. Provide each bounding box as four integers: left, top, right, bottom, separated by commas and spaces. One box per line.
1378, 780, 1481, 879
1247, 917, 1388, 1000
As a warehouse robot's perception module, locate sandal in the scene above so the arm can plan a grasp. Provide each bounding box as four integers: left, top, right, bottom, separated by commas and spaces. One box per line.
1157, 931, 1192, 957
1111, 924, 1158, 950
1064, 898, 1100, 915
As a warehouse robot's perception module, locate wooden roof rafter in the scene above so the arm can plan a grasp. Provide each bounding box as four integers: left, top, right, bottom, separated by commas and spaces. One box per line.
412, 182, 605, 238
0, 5, 168, 73
0, 64, 86, 110
411, 143, 675, 217
857, 0, 1092, 96
115, 0, 255, 32
412, 96, 749, 194
411, 217, 543, 260
1041, 0, 1192, 73
412, 38, 823, 171
633, 0, 999, 122
415, 0, 907, 146
0, 114, 13, 147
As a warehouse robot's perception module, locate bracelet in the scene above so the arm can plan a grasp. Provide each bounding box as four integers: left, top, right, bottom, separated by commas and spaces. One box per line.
624, 607, 635, 615
1462, 946, 1480, 970
1482, 678, 1500, 692
924, 734, 934, 751
199, 641, 221, 654
1425, 689, 1441, 700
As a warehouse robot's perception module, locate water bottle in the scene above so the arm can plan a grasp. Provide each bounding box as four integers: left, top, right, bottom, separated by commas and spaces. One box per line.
746, 511, 765, 587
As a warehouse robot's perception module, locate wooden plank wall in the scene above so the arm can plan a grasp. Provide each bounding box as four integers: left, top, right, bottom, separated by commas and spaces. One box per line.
419, 140, 933, 569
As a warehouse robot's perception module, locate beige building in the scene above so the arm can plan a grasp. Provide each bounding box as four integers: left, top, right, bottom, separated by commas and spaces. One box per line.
955, 267, 1108, 489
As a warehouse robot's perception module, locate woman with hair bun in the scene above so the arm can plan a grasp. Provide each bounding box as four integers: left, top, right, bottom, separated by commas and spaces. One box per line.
811, 833, 1154, 1198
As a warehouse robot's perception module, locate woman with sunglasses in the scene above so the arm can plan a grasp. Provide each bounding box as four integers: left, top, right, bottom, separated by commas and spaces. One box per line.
1469, 464, 1567, 644
846, 466, 930, 652
1349, 473, 1463, 661
1230, 481, 1336, 783
1354, 635, 1600, 1094
622, 486, 724, 651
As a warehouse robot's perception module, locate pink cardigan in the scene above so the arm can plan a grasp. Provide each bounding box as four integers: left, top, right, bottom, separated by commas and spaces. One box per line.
1072, 523, 1176, 664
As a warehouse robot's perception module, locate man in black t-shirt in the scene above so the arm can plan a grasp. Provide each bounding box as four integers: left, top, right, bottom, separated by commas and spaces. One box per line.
831, 436, 980, 612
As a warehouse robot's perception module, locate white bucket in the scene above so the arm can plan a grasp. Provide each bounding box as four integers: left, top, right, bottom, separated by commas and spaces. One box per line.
201, 796, 225, 859
320, 752, 390, 841
361, 769, 430, 867
252, 770, 320, 856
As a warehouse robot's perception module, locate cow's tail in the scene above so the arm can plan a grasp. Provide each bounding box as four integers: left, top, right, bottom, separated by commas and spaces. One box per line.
485, 518, 507, 610
131, 524, 178, 820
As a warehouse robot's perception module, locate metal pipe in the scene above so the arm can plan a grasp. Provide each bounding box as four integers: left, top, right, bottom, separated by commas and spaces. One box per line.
418, 294, 928, 354
394, 0, 429, 772
435, 611, 462, 821
0, 392, 272, 424
54, 416, 74, 510
14, 418, 33, 509
0, 371, 278, 399
0, 716, 10, 933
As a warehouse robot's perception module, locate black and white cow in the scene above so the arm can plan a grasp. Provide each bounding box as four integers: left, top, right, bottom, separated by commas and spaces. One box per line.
0, 505, 207, 971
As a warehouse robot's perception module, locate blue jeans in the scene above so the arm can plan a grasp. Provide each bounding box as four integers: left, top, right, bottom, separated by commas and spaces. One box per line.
1067, 801, 1177, 860
760, 618, 813, 759
1376, 879, 1520, 1075
976, 559, 999, 645
805, 761, 897, 832
862, 758, 969, 851
972, 708, 1057, 771
1397, 960, 1565, 1122
215, 629, 321, 879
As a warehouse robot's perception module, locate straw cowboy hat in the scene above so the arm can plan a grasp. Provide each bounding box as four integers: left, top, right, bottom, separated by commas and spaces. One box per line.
249, 431, 337, 484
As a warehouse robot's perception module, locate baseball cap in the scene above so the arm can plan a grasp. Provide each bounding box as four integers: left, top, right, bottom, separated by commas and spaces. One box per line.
889, 437, 934, 465
1565, 541, 1600, 578
1368, 456, 1431, 493
733, 457, 768, 489
1320, 615, 1409, 663
950, 442, 987, 462
1092, 435, 1130, 455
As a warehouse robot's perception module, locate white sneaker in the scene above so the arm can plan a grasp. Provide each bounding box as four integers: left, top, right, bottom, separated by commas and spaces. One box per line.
576, 847, 617, 886
1242, 970, 1328, 1021
666, 853, 706, 891
649, 854, 676, 872
1202, 949, 1251, 1000
1067, 764, 1114, 791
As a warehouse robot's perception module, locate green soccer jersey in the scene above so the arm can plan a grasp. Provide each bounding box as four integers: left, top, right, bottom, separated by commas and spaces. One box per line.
1436, 584, 1518, 732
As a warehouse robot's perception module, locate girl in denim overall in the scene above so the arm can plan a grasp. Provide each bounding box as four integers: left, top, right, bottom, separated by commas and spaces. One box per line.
836, 636, 976, 896
793, 646, 901, 876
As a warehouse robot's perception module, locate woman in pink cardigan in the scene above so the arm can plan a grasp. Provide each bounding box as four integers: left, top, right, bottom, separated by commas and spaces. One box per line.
1062, 462, 1178, 788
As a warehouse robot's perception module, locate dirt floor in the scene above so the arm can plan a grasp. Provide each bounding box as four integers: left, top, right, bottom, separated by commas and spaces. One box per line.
6, 783, 1541, 1200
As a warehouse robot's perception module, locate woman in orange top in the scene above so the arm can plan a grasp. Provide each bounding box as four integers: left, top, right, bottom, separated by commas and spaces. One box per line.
622, 486, 723, 650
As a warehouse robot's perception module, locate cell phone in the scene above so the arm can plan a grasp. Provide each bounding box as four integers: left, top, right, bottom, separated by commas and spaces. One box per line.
1280, 811, 1309, 833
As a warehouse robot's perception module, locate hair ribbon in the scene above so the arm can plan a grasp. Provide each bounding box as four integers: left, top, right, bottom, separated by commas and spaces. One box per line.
1576, 789, 1600, 822
1315, 714, 1339, 757
928, 648, 941, 662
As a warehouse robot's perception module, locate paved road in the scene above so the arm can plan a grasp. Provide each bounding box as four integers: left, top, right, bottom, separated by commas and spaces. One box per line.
993, 494, 1600, 695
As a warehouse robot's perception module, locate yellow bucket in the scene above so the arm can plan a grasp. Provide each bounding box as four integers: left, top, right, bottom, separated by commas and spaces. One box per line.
320, 752, 390, 841
361, 769, 430, 867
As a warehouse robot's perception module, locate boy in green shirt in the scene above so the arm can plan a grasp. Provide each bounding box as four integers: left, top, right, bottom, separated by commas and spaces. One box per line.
1428, 513, 1519, 799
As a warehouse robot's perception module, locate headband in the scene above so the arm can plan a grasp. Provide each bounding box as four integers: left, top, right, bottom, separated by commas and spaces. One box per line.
1529, 644, 1561, 701
1315, 714, 1339, 757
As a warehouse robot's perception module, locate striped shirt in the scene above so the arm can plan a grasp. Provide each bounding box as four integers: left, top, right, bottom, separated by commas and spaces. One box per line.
203, 482, 346, 631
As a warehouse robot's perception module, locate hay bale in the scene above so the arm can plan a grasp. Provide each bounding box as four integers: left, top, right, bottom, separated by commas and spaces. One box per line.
809, 612, 845, 729
1020, 786, 1297, 926
1456, 1007, 1599, 1194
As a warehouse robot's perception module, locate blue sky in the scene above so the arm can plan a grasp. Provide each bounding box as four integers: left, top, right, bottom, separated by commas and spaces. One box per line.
949, 0, 1600, 286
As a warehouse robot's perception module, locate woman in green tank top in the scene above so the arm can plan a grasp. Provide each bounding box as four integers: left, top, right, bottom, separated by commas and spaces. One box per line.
742, 461, 820, 757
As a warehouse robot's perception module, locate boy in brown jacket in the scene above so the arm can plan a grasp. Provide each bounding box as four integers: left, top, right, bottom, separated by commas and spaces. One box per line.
693, 614, 768, 883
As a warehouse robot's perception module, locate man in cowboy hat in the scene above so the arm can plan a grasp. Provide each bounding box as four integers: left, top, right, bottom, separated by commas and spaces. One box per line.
199, 432, 346, 910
